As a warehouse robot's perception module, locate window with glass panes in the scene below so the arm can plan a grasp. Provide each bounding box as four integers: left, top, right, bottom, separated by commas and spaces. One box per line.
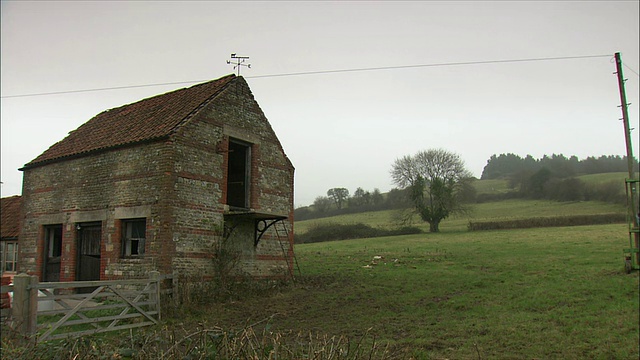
122, 219, 146, 257
0, 240, 18, 273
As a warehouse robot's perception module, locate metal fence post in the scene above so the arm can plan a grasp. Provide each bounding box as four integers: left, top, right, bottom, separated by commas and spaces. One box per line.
12, 273, 38, 338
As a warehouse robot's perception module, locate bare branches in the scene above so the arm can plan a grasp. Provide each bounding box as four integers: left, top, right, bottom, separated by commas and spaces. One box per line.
390, 148, 473, 232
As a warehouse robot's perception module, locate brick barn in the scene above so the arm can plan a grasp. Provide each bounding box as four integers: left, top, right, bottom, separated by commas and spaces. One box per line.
17, 74, 295, 283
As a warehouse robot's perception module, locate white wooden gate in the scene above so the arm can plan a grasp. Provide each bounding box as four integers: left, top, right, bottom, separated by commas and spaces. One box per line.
7, 271, 172, 342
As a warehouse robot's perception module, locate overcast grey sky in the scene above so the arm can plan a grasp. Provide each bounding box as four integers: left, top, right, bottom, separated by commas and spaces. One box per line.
1, 1, 639, 207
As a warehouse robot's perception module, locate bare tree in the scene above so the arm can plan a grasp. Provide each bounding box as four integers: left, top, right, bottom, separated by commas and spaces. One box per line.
327, 188, 350, 210
391, 148, 473, 232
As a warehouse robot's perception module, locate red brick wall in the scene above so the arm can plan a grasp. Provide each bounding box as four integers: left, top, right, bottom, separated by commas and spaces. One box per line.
19, 76, 294, 280
20, 141, 175, 280
171, 77, 295, 278
60, 224, 77, 282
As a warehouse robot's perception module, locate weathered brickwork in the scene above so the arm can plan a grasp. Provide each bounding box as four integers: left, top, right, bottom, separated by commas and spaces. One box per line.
19, 75, 294, 282
20, 142, 174, 280
171, 78, 294, 278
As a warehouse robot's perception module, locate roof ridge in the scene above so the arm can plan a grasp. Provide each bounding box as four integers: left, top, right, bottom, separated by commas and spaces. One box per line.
22, 74, 237, 169
1, 195, 22, 199
167, 74, 237, 136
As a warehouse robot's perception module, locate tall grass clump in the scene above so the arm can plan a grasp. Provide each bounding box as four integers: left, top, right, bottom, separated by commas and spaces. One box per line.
0, 322, 397, 360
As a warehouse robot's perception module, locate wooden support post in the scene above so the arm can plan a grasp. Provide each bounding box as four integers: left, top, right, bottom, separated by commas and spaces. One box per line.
12, 273, 38, 338
149, 271, 161, 321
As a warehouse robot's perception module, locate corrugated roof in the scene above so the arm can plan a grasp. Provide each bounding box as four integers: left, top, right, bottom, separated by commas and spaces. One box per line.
23, 74, 236, 168
1, 195, 22, 239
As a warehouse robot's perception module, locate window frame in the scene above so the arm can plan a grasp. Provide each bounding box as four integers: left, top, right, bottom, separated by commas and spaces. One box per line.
227, 138, 252, 209
121, 218, 146, 258
0, 239, 19, 274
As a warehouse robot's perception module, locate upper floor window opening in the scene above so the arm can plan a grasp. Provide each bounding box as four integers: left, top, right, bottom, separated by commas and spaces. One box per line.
227, 139, 252, 209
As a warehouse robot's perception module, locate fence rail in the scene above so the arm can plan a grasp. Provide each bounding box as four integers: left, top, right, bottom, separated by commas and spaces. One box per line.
2, 271, 172, 342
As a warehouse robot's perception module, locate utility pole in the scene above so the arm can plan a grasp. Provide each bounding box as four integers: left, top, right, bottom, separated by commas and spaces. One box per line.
615, 52, 639, 272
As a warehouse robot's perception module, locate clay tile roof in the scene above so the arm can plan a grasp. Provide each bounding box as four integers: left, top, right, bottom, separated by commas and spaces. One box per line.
1, 195, 22, 239
23, 74, 236, 168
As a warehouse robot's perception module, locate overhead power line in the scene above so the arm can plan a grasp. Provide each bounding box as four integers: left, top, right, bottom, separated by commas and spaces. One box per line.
625, 64, 640, 77
0, 80, 207, 99
0, 54, 631, 99
246, 54, 613, 78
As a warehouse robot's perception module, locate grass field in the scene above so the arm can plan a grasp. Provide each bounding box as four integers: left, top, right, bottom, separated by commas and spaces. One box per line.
208, 195, 636, 358
4, 194, 637, 359
577, 172, 629, 185
472, 178, 513, 195
202, 223, 639, 359
294, 199, 627, 234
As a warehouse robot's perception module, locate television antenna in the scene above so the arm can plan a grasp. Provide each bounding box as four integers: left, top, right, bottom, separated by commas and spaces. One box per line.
227, 53, 251, 76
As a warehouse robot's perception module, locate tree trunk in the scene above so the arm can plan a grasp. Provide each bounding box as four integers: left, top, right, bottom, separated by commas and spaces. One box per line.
429, 220, 440, 232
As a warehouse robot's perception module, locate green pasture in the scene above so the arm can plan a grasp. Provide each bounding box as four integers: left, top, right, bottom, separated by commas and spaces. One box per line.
471, 172, 627, 193
577, 172, 629, 185
5, 189, 636, 359
294, 199, 626, 234
203, 224, 639, 359
258, 196, 636, 358
13, 223, 637, 359
472, 178, 513, 194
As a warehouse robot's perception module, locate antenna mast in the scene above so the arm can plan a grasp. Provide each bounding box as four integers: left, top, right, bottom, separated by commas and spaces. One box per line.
227, 53, 251, 76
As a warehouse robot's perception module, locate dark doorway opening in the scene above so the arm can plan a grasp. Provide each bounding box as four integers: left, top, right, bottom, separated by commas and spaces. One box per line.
43, 225, 63, 282
76, 222, 102, 292
227, 140, 251, 209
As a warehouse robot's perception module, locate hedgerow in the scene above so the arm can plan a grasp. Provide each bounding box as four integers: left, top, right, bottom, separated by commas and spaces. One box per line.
467, 213, 626, 231
294, 222, 422, 244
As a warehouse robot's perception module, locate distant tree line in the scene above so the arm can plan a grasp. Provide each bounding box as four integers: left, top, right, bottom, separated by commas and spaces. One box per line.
295, 187, 412, 221
479, 153, 637, 203
481, 153, 637, 180
295, 153, 636, 221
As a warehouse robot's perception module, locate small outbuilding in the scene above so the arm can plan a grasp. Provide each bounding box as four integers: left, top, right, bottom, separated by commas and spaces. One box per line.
1, 195, 21, 278
18, 74, 295, 283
